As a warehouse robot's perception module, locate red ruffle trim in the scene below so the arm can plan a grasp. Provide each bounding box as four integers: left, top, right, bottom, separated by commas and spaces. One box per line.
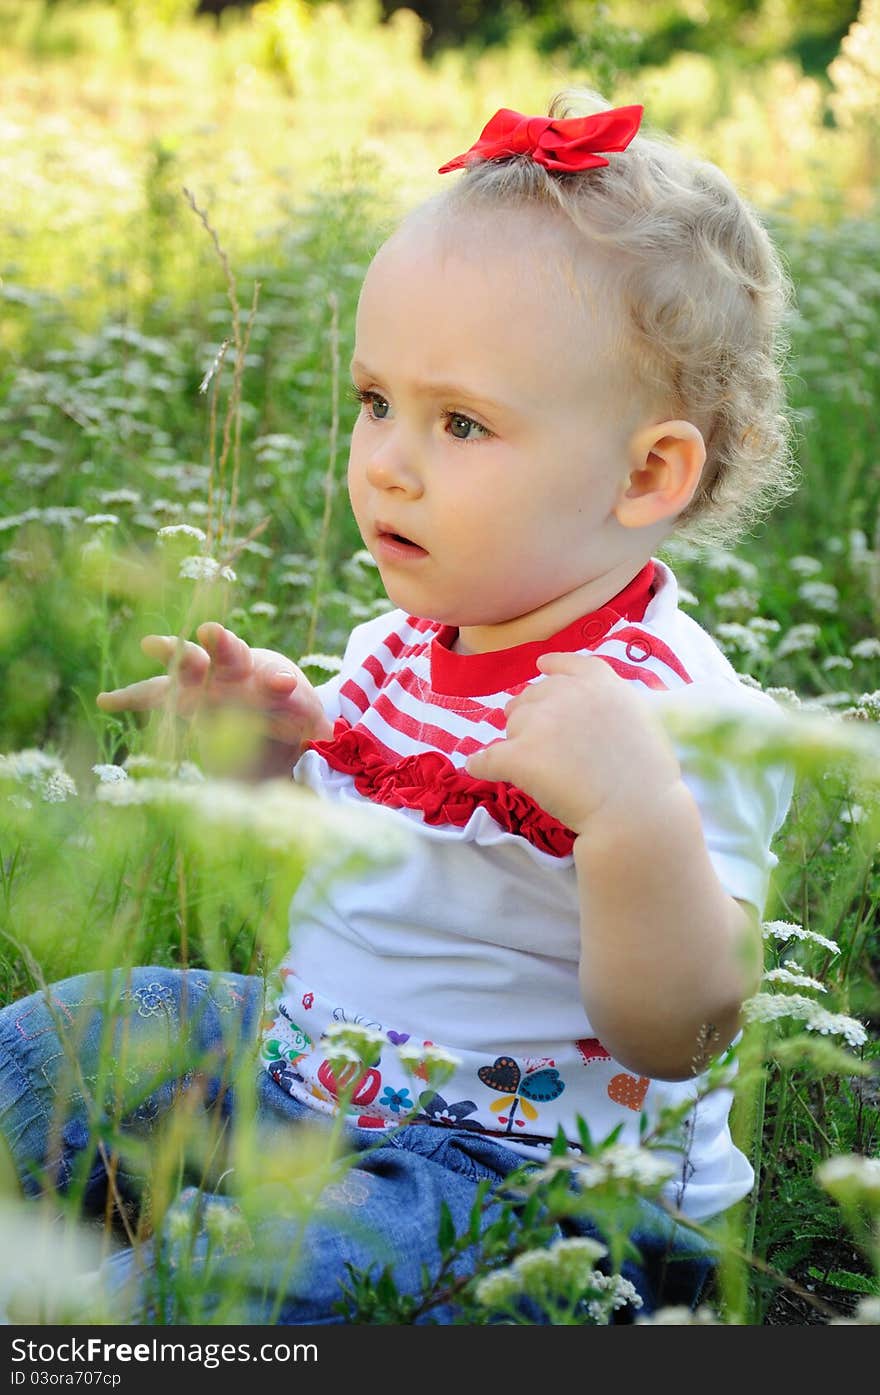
304, 720, 577, 858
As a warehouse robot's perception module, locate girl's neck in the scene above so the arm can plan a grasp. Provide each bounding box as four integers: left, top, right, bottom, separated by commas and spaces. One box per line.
452, 557, 655, 655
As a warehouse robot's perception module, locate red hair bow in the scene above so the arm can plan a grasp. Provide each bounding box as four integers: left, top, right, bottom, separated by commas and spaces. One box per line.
438, 104, 643, 175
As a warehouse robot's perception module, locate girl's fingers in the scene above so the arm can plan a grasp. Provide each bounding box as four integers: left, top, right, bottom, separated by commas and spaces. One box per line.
96, 675, 172, 713
263, 668, 299, 693
140, 635, 211, 684
196, 622, 253, 680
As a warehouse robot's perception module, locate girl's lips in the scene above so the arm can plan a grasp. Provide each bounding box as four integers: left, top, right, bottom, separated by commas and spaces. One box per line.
375, 530, 428, 561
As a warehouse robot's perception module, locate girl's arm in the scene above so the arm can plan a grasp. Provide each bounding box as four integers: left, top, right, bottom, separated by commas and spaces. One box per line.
466, 650, 763, 1081
571, 786, 760, 1080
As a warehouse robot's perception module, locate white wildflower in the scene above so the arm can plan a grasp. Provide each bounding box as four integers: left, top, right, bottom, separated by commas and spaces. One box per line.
775, 623, 821, 658
84, 514, 119, 527
477, 1236, 613, 1312
586, 1272, 643, 1319
816, 1154, 880, 1204
845, 690, 880, 721
545, 1236, 608, 1273
99, 488, 141, 506
851, 638, 880, 660
322, 1042, 364, 1068
97, 775, 408, 862
397, 1042, 462, 1072
41, 771, 77, 802
676, 586, 699, 606
575, 1145, 676, 1190
763, 966, 826, 993
715, 588, 758, 611
807, 691, 853, 710
830, 1296, 880, 1325
703, 550, 759, 582
748, 617, 782, 636
0, 749, 63, 782
763, 686, 802, 708
279, 570, 313, 588
742, 993, 867, 1047
822, 655, 854, 671
349, 548, 380, 570
178, 555, 236, 583
299, 653, 343, 673
322, 1021, 388, 1053
849, 529, 869, 561
122, 754, 167, 777
714, 623, 770, 660
121, 755, 202, 781
202, 1203, 249, 1247
473, 1268, 520, 1309
249, 602, 278, 618
788, 555, 823, 577
638, 1304, 720, 1325
158, 524, 207, 544
762, 921, 840, 954
1, 749, 76, 802
39, 507, 85, 528
92, 764, 129, 784
798, 581, 839, 612
165, 1209, 191, 1243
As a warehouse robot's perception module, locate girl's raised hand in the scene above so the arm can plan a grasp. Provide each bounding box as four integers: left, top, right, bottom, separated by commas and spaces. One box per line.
96, 622, 333, 759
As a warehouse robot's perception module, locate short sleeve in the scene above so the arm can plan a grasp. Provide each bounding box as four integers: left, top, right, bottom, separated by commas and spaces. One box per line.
311, 608, 404, 727
659, 683, 795, 915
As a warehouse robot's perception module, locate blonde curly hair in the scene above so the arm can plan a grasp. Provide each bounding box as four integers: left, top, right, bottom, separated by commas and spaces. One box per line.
426, 90, 800, 547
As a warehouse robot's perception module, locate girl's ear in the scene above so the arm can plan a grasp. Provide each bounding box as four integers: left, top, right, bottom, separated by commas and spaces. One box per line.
613, 420, 706, 529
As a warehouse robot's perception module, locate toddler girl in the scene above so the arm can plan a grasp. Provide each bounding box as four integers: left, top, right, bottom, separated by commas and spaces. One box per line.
0, 94, 795, 1324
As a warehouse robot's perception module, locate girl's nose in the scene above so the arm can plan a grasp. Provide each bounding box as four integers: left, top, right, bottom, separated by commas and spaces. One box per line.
364, 431, 424, 496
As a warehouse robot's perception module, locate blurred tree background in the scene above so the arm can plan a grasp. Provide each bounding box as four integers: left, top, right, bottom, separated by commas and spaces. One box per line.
188, 0, 863, 71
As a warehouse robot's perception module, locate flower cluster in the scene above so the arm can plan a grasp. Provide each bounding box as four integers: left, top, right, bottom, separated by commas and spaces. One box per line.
96, 775, 409, 865
742, 992, 867, 1047
574, 1144, 676, 1192
0, 749, 78, 803
178, 555, 236, 583
816, 1153, 880, 1206
762, 920, 840, 954
473, 1235, 633, 1322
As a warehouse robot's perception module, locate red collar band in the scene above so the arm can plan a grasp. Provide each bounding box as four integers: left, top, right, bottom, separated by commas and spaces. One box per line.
430, 561, 656, 698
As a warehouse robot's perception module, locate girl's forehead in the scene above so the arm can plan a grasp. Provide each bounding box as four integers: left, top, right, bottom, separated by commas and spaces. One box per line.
354, 214, 638, 420
359, 204, 622, 354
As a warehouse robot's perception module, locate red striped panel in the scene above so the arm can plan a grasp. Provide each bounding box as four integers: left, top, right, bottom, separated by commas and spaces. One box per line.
339, 678, 371, 714
381, 629, 405, 659
372, 693, 487, 758
596, 656, 670, 689
393, 666, 508, 732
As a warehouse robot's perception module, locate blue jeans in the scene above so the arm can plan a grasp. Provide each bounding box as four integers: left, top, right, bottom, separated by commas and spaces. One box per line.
0, 969, 716, 1324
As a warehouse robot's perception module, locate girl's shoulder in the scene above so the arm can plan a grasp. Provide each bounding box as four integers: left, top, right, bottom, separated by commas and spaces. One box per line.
338, 607, 420, 671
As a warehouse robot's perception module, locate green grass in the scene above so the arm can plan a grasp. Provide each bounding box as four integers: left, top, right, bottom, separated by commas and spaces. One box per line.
0, 0, 879, 1327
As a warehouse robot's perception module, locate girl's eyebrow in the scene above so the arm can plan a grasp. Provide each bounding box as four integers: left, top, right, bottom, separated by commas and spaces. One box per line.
349, 360, 519, 415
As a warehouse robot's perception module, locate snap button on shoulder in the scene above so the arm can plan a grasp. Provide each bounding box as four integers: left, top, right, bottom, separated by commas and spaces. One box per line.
580, 618, 607, 644
625, 637, 652, 663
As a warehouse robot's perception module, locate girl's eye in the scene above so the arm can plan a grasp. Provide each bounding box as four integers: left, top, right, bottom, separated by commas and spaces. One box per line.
347, 387, 493, 440
443, 410, 493, 443
350, 387, 389, 420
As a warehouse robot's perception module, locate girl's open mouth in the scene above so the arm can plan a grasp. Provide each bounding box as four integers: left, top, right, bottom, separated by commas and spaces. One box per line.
376, 529, 429, 560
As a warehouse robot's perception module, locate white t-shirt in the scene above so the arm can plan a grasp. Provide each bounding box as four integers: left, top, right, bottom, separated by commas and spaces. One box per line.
261, 559, 793, 1219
